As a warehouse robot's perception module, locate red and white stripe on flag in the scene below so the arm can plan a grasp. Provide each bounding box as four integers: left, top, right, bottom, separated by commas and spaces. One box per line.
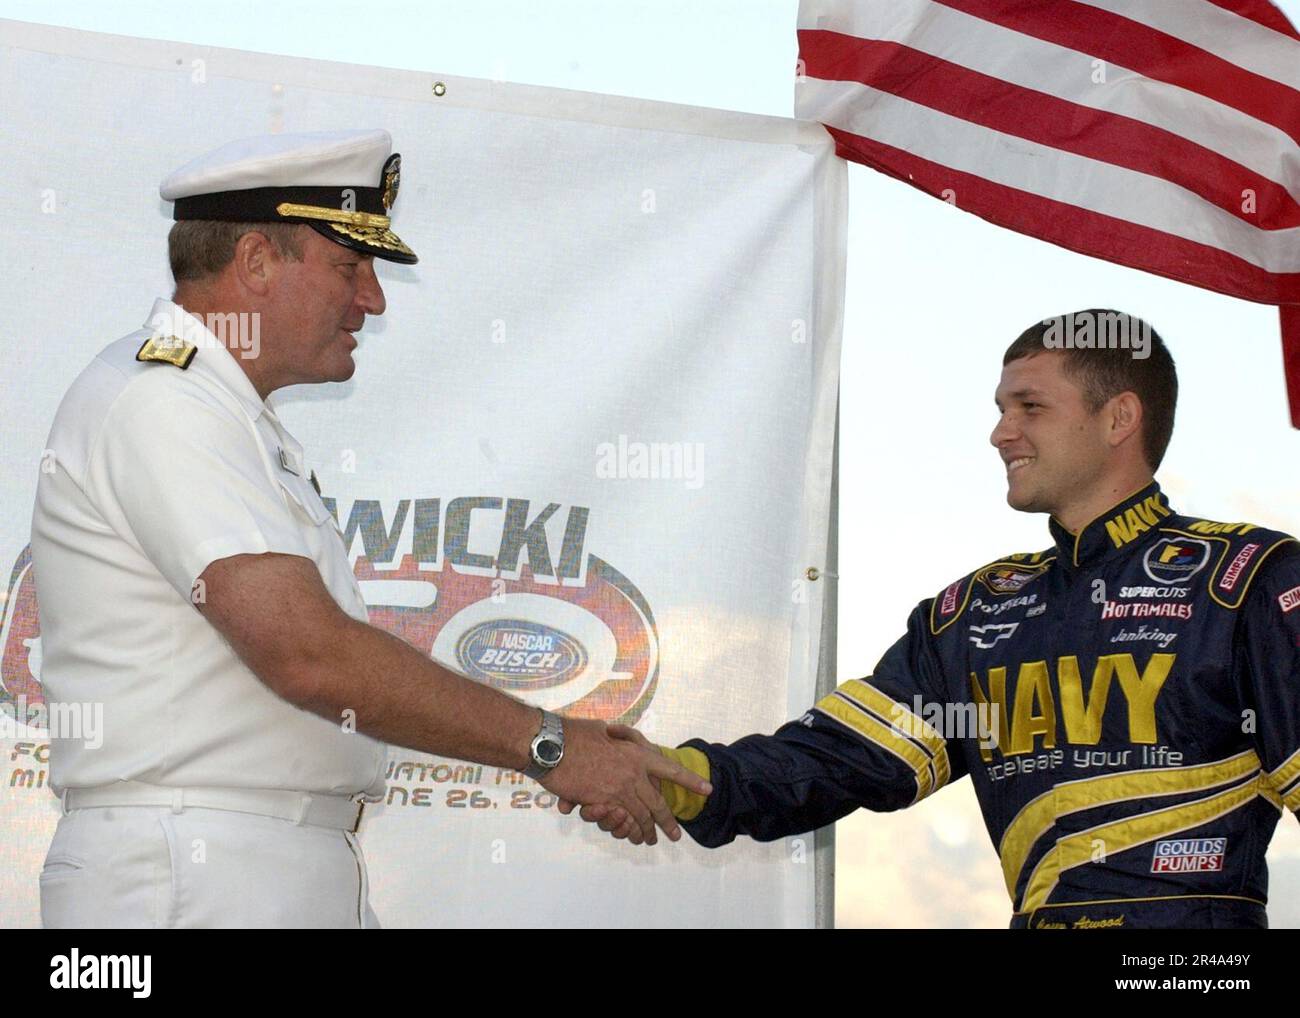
796, 0, 1300, 425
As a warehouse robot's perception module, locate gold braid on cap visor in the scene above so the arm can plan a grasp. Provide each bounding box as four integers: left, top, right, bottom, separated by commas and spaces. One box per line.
275, 202, 416, 257
325, 222, 416, 256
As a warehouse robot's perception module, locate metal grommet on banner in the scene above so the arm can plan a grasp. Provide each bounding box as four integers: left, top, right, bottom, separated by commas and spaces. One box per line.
432, 81, 447, 97
804, 567, 839, 582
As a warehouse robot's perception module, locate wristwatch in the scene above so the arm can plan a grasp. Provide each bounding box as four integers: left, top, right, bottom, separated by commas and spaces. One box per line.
523, 710, 565, 779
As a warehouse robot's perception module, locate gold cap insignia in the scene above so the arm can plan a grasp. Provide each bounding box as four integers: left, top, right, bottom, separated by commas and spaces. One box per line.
136, 334, 196, 369
381, 153, 401, 212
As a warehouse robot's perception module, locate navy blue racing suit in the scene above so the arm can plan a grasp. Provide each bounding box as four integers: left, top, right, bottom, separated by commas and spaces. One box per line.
677, 483, 1300, 929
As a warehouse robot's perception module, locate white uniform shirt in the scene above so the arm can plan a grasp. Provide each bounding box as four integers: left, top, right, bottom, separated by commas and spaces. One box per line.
31, 298, 386, 797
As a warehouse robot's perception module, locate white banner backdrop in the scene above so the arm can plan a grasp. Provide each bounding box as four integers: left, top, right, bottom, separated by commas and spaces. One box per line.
0, 20, 845, 927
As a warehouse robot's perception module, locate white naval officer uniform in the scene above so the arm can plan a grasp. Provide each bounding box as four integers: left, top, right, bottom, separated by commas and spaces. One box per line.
31, 298, 387, 928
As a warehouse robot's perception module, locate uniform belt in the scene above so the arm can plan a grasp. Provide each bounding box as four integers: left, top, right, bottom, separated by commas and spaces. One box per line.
60, 781, 368, 833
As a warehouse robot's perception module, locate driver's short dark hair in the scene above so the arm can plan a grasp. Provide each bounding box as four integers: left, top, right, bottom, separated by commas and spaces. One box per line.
1003, 310, 1178, 471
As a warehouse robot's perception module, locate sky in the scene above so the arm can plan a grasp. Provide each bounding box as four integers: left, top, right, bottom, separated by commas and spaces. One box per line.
3, 0, 1299, 928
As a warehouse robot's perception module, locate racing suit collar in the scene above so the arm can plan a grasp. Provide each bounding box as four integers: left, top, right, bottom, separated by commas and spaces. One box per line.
1048, 481, 1171, 569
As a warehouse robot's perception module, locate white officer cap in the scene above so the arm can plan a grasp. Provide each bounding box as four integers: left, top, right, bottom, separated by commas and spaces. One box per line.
159, 129, 417, 264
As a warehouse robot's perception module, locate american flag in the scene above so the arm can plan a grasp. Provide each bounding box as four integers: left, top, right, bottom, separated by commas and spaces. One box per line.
795, 0, 1300, 425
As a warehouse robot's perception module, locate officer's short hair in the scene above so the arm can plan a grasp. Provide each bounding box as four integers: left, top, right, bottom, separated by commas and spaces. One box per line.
1003, 309, 1178, 472
168, 220, 307, 283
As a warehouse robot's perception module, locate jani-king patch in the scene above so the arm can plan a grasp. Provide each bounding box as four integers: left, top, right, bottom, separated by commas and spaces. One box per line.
1151, 837, 1226, 873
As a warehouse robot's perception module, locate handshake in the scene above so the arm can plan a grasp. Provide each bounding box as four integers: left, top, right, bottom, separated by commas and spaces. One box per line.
538, 719, 711, 846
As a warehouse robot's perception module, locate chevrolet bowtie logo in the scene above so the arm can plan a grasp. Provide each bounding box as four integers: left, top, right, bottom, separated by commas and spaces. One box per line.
969, 623, 1019, 649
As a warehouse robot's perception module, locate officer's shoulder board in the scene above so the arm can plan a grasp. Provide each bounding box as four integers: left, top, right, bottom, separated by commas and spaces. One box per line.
136, 333, 196, 370
1155, 517, 1298, 610
930, 550, 1056, 635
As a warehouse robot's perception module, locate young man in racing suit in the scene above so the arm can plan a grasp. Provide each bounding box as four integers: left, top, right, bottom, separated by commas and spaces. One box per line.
568, 309, 1300, 929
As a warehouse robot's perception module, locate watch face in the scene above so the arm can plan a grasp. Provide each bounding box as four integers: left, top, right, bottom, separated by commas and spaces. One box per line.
537, 739, 563, 765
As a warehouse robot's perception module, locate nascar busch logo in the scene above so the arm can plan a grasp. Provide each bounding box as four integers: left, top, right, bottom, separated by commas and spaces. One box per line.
457, 620, 588, 689
331, 495, 659, 722
0, 545, 44, 723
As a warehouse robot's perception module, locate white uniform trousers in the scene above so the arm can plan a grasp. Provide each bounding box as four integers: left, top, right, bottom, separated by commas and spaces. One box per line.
40, 806, 379, 929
